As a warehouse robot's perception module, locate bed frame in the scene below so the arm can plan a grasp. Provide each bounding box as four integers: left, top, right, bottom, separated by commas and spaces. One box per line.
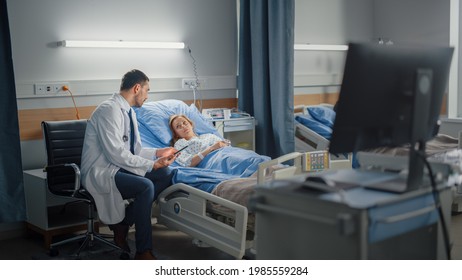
294, 105, 332, 152
294, 110, 352, 170
156, 152, 302, 259
294, 115, 330, 152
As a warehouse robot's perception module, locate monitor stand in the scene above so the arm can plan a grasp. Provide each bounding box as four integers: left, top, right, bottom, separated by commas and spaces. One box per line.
365, 69, 432, 193
364, 141, 426, 193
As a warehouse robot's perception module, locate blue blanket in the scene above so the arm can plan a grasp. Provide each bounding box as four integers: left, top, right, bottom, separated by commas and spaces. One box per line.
172, 146, 270, 192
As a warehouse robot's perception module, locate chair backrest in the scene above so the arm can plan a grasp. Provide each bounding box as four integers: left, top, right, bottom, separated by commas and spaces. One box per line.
42, 120, 87, 166
42, 120, 87, 195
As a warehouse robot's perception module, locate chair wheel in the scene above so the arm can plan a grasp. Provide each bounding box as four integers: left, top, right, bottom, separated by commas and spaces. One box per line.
120, 252, 130, 260
49, 248, 59, 257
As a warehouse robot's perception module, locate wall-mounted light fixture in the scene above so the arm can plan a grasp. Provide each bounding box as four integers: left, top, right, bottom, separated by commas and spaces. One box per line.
294, 44, 348, 51
57, 40, 185, 49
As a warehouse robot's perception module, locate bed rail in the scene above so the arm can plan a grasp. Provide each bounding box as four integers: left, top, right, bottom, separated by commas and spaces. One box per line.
157, 183, 248, 259
257, 152, 302, 184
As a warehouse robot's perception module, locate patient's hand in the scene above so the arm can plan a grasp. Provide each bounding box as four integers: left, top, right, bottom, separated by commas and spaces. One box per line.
211, 141, 229, 151
156, 147, 176, 157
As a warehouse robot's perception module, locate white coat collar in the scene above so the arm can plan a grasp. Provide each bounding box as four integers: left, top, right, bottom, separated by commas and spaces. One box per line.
113, 93, 131, 113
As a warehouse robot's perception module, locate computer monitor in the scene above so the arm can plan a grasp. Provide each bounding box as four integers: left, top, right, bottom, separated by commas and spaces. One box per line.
329, 43, 453, 191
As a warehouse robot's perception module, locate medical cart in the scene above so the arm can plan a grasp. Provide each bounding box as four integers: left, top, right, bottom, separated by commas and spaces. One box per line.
250, 167, 454, 259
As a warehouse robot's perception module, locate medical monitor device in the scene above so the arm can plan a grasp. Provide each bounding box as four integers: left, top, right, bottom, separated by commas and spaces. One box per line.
329, 43, 453, 192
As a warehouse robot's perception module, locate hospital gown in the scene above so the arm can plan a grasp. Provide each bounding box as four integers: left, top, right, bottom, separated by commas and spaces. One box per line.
174, 133, 223, 166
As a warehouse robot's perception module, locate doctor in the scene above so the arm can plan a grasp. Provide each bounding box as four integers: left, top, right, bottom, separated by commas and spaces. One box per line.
81, 69, 177, 260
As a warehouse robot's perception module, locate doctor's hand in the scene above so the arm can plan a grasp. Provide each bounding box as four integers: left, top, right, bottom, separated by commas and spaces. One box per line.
156, 147, 177, 157
153, 154, 178, 170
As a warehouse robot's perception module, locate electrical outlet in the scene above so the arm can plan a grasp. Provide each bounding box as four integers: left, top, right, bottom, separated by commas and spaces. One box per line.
53, 84, 62, 93
45, 84, 53, 94
34, 82, 70, 95
34, 83, 52, 95
34, 84, 45, 95
53, 82, 70, 93
182, 78, 206, 89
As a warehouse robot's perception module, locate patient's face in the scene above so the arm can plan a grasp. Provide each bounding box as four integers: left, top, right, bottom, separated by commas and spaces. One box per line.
172, 117, 194, 139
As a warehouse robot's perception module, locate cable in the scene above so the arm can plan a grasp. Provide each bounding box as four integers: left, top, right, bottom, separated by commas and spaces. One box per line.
418, 152, 451, 260
187, 46, 203, 111
62, 85, 80, 120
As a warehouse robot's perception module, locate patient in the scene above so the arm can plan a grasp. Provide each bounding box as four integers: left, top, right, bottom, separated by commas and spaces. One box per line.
169, 114, 232, 166
169, 114, 270, 172
136, 101, 272, 192
169, 114, 272, 214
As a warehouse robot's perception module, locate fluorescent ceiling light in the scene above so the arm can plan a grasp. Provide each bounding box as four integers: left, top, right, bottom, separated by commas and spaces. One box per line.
58, 40, 185, 49
294, 44, 348, 51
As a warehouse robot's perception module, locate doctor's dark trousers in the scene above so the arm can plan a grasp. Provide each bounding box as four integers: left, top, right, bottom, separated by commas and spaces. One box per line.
114, 167, 176, 253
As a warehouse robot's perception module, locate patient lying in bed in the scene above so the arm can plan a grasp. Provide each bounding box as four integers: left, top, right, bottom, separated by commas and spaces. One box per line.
168, 114, 270, 173
169, 114, 232, 167
135, 99, 273, 193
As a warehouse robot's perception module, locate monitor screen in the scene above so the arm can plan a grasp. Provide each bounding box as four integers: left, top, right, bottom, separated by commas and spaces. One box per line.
329, 43, 453, 155
329, 43, 453, 192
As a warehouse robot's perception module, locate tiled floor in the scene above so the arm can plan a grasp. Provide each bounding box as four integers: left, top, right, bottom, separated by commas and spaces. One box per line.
0, 213, 461, 260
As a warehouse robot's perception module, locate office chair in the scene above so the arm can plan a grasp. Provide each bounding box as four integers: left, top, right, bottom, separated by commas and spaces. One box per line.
42, 119, 128, 259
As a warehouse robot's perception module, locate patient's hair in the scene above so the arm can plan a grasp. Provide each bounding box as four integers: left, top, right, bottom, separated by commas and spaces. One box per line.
169, 114, 195, 146
120, 69, 149, 91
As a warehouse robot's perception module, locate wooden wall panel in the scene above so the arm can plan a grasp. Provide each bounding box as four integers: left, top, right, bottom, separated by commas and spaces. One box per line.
18, 93, 448, 141
294, 92, 448, 115
18, 106, 96, 141
18, 98, 238, 141
294, 93, 339, 107
186, 98, 237, 109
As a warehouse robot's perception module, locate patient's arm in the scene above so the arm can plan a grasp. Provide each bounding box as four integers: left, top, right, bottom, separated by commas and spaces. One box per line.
175, 135, 230, 167
190, 141, 229, 167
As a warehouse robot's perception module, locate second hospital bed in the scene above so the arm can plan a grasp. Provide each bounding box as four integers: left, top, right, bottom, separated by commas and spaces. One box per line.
135, 99, 302, 259
294, 104, 462, 213
294, 104, 353, 169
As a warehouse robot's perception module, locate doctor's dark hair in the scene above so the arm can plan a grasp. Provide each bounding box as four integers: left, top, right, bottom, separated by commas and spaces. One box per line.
120, 69, 149, 91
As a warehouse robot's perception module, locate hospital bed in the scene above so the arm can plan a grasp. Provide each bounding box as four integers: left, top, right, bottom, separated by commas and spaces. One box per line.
135, 99, 303, 259
294, 104, 334, 153
299, 103, 462, 212
294, 104, 352, 170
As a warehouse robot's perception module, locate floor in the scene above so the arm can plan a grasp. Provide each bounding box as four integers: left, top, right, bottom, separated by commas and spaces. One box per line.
449, 212, 462, 259
0, 212, 461, 260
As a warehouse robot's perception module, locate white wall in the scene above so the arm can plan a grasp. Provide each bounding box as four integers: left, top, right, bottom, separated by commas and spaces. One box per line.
372, 0, 450, 46
8, 0, 237, 109
8, 0, 237, 80
293, 0, 450, 94
294, 0, 374, 94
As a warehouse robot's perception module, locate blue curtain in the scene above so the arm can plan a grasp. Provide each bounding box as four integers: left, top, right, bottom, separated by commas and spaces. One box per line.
0, 0, 26, 223
238, 0, 295, 158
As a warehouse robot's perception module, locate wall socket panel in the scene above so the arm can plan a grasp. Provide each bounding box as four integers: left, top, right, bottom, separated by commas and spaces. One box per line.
182, 78, 206, 89
35, 82, 70, 95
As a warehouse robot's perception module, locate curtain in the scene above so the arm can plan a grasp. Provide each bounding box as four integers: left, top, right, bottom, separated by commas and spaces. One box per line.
238, 0, 295, 158
0, 0, 26, 223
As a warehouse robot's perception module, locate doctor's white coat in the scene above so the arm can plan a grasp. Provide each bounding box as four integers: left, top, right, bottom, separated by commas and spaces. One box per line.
81, 94, 158, 224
